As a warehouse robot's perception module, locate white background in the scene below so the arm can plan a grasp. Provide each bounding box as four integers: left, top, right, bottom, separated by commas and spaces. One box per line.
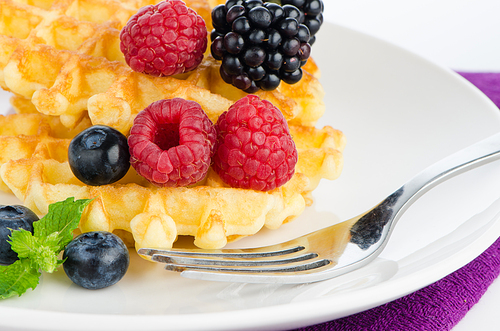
323, 1, 500, 329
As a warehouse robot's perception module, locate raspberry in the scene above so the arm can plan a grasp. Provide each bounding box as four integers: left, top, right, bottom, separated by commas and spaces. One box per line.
120, 0, 208, 77
128, 98, 216, 187
212, 95, 297, 191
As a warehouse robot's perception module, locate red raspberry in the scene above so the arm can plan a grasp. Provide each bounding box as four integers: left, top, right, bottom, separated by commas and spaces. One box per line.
213, 95, 298, 191
119, 0, 207, 76
128, 98, 216, 187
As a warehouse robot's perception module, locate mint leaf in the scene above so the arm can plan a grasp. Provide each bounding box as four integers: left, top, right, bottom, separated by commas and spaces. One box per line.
34, 197, 92, 249
0, 260, 40, 299
9, 229, 59, 272
8, 228, 36, 260
1, 198, 92, 299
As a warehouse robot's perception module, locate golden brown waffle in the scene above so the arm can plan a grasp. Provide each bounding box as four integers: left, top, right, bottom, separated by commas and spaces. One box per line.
0, 113, 345, 249
0, 0, 325, 134
0, 0, 345, 250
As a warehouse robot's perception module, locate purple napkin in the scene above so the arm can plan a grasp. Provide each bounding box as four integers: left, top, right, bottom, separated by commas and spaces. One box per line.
292, 72, 500, 331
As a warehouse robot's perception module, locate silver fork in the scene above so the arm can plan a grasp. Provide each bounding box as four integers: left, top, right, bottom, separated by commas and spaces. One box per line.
139, 132, 500, 284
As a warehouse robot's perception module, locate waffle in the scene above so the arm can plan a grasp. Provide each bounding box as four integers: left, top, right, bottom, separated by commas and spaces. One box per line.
0, 113, 345, 249
0, 0, 324, 134
0, 0, 346, 250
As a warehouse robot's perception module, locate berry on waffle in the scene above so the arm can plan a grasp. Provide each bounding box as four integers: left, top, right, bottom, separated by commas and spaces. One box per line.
0, 0, 345, 251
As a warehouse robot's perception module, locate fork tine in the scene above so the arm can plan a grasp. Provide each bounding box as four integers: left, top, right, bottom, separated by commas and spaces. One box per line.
163, 259, 331, 274
150, 252, 319, 267
138, 245, 306, 259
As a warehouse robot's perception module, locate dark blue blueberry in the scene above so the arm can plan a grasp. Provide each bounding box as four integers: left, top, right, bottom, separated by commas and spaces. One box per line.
0, 205, 39, 265
63, 231, 129, 290
68, 125, 130, 186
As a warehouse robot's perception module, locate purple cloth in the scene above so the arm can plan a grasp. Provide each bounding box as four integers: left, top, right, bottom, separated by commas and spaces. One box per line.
292, 73, 500, 331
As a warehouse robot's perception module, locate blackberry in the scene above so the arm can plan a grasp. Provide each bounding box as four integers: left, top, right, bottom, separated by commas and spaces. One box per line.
211, 0, 314, 92
280, 0, 324, 45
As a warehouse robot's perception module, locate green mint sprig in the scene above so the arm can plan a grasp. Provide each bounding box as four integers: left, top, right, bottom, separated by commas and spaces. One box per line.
0, 197, 92, 299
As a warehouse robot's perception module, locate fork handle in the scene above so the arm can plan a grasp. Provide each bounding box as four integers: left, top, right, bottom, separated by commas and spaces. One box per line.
403, 131, 500, 202
349, 131, 500, 267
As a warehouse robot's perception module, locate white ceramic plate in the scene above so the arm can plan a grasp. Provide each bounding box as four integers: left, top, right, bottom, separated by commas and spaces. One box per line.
2, 22, 500, 331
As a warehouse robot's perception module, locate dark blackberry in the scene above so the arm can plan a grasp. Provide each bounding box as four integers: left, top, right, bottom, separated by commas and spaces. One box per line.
282, 4, 304, 24
279, 0, 324, 45
210, 0, 314, 92
226, 5, 246, 24
224, 32, 245, 54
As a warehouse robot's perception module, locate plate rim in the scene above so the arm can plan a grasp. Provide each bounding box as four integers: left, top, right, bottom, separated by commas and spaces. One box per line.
1, 21, 500, 331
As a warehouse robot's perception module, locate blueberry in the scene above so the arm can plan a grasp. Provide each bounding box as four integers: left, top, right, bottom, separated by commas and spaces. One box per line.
68, 125, 130, 186
63, 231, 129, 290
0, 205, 39, 266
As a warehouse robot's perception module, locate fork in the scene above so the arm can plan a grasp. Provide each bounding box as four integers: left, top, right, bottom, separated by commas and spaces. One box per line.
139, 132, 500, 284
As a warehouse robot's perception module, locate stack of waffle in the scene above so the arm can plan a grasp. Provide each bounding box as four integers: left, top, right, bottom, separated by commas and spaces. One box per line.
0, 0, 345, 250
